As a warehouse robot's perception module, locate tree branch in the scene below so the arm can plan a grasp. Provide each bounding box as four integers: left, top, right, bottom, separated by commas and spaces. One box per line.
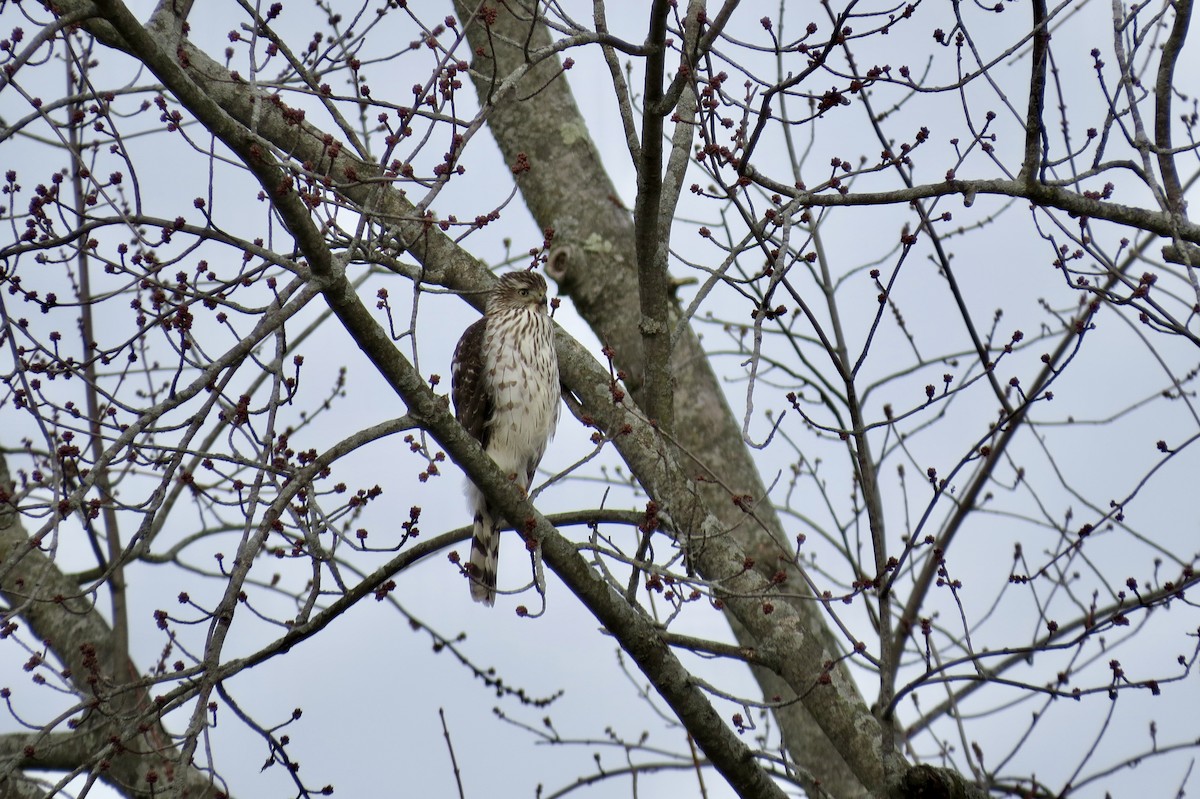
0, 448, 225, 799
1019, 0, 1050, 184
1154, 0, 1192, 216
453, 3, 882, 796
631, 0, 675, 431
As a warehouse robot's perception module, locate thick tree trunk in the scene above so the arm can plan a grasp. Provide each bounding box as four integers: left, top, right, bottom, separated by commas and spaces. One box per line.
452, 3, 885, 796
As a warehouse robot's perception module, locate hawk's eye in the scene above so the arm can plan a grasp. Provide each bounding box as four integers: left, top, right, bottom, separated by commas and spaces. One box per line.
519, 288, 530, 296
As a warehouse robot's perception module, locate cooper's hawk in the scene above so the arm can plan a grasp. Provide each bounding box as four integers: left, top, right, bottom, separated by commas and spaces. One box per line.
451, 271, 560, 605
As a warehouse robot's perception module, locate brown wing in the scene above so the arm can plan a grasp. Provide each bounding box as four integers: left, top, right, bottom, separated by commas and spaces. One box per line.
450, 317, 493, 450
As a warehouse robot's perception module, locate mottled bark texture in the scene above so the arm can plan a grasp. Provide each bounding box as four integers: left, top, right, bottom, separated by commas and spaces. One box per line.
452, 2, 885, 796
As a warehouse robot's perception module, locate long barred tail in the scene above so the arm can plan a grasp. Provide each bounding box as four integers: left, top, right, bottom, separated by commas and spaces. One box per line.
468, 500, 500, 606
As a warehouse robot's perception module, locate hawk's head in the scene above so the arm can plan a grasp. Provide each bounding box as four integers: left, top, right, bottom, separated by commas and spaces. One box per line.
488, 271, 550, 315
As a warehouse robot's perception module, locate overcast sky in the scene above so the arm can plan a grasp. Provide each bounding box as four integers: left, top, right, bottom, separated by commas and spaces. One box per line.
2, 1, 1199, 797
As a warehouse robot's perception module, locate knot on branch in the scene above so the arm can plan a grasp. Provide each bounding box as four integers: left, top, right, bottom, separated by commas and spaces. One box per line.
545, 244, 573, 283
887, 764, 988, 799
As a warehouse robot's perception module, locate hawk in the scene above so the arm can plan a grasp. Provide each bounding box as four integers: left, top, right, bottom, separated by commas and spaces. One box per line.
451, 271, 560, 605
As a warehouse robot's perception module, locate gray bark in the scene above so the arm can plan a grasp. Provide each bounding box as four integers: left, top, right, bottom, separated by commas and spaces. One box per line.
452, 3, 883, 796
